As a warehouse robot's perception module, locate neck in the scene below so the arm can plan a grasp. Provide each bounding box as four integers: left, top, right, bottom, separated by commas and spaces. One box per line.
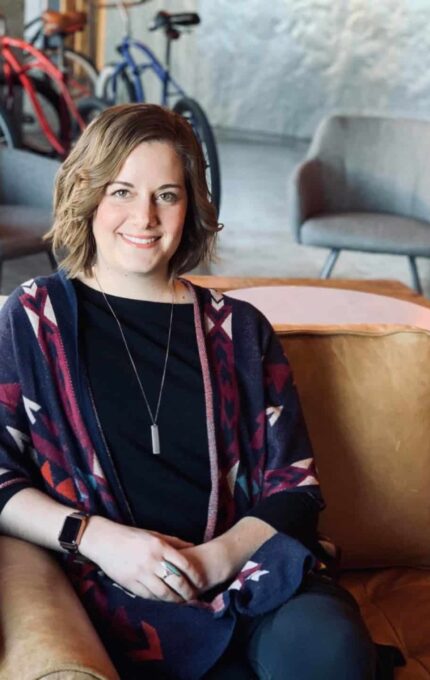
80, 266, 179, 303
77, 266, 192, 303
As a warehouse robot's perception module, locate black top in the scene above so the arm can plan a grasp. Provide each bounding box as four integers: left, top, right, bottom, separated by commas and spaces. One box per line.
75, 279, 212, 543
0, 280, 320, 551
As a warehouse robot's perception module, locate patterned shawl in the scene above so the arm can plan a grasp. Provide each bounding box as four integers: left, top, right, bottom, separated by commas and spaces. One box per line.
0, 272, 330, 679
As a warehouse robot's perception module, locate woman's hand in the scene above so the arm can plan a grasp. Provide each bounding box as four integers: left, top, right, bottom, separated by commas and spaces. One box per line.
181, 517, 277, 595
180, 540, 232, 594
79, 516, 204, 603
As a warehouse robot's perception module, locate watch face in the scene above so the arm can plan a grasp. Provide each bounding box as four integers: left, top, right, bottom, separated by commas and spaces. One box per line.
60, 515, 83, 545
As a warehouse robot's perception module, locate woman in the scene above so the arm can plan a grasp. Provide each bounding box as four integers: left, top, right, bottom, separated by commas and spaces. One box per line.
0, 104, 376, 679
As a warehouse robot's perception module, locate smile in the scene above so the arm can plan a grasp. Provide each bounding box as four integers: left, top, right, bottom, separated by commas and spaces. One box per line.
120, 234, 161, 246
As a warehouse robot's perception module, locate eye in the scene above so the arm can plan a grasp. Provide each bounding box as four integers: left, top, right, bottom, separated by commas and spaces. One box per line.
110, 188, 130, 199
157, 191, 179, 204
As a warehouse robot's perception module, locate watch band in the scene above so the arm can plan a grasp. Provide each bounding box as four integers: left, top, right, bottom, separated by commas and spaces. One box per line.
58, 511, 90, 555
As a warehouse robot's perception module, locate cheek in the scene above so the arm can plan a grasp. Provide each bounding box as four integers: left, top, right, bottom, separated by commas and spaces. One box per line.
173, 215, 186, 244
92, 202, 120, 235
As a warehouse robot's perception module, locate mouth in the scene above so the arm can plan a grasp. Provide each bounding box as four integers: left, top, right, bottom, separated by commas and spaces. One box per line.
120, 234, 161, 247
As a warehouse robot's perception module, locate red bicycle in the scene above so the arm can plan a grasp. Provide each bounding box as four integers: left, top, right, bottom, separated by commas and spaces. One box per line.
0, 13, 106, 157
24, 10, 99, 103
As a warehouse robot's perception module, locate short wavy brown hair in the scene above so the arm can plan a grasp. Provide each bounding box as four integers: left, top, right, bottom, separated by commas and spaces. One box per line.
45, 103, 221, 278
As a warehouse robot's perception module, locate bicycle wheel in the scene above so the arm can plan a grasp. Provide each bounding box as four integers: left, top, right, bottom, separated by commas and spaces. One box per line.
71, 95, 108, 142
0, 74, 70, 156
96, 63, 136, 105
0, 103, 19, 148
62, 48, 99, 101
173, 97, 221, 214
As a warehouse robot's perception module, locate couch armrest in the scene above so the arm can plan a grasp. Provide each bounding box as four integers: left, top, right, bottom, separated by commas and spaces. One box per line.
287, 158, 325, 241
0, 536, 119, 680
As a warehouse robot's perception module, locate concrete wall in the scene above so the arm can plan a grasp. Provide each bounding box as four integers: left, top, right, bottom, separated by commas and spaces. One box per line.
103, 0, 430, 139
3, 0, 24, 37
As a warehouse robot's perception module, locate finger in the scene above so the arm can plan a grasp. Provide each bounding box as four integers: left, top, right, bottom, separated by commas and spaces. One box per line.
127, 581, 159, 601
162, 546, 205, 591
163, 535, 195, 548
148, 531, 194, 548
147, 571, 194, 603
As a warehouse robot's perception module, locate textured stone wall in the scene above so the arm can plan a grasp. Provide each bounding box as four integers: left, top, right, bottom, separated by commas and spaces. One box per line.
104, 0, 430, 139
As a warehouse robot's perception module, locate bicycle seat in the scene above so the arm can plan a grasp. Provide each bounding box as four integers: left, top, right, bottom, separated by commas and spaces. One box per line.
149, 11, 200, 39
41, 11, 87, 37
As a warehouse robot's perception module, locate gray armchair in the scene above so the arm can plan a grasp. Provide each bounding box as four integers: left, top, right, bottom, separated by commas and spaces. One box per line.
0, 148, 61, 291
288, 115, 430, 293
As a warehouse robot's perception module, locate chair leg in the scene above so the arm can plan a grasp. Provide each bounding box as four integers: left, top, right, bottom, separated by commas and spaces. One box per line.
408, 256, 423, 295
320, 249, 340, 279
47, 250, 57, 272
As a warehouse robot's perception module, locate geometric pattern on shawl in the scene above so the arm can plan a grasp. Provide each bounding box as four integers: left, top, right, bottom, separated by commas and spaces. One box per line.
204, 288, 243, 533
18, 279, 112, 511
203, 288, 323, 534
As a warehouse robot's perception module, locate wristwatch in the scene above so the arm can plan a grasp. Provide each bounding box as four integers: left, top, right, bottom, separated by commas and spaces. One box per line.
58, 511, 90, 554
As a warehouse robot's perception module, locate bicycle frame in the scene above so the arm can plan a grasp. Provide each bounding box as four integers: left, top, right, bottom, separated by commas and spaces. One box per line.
25, 17, 96, 100
0, 36, 86, 156
111, 36, 186, 106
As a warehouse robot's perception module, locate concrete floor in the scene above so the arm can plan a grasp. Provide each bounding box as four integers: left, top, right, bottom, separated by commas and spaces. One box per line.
3, 136, 430, 295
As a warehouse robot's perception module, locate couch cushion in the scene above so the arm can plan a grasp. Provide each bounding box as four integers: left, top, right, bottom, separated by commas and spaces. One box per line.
340, 568, 430, 679
301, 212, 430, 256
280, 326, 430, 568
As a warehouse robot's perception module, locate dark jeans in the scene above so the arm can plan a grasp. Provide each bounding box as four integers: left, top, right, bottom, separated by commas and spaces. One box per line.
204, 573, 377, 680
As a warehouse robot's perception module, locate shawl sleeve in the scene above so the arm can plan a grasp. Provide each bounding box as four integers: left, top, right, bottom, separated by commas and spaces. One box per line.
240, 310, 337, 571
242, 311, 329, 554
257, 313, 324, 507
0, 293, 39, 506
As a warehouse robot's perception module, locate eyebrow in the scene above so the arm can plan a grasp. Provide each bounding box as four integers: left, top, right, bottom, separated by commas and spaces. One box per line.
107, 181, 134, 188
107, 181, 184, 190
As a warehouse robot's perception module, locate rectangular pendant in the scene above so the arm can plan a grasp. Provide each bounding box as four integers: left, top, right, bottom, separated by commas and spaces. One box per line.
151, 424, 160, 455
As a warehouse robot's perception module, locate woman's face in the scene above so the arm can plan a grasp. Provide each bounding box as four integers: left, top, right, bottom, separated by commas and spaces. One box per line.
92, 141, 188, 286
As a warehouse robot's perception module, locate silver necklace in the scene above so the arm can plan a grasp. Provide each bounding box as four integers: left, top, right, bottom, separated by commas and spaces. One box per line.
93, 271, 175, 455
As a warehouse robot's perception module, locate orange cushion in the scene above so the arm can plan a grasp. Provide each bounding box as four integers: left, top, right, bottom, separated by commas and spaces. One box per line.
340, 568, 430, 679
280, 326, 430, 568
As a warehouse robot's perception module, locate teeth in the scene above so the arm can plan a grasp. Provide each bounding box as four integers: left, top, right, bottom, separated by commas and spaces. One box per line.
122, 235, 159, 245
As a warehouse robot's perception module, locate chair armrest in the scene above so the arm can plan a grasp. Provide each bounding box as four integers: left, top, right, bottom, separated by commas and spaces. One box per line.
0, 149, 60, 209
287, 158, 325, 242
0, 536, 119, 680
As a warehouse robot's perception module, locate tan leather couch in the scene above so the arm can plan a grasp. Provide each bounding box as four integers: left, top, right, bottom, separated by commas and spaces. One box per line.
0, 320, 429, 679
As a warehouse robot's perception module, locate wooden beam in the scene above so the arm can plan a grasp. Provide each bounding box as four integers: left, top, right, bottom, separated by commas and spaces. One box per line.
95, 4, 106, 70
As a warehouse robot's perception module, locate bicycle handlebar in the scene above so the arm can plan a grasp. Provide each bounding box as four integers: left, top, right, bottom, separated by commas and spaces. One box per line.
90, 0, 151, 9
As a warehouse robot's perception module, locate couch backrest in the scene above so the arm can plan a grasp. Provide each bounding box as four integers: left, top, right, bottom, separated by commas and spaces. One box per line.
280, 325, 430, 569
309, 115, 430, 222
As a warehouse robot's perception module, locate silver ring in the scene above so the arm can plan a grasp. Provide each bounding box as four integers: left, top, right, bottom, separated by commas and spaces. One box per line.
159, 559, 182, 579
160, 566, 170, 581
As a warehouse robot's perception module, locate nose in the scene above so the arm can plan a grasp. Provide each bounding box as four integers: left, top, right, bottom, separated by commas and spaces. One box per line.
131, 196, 159, 228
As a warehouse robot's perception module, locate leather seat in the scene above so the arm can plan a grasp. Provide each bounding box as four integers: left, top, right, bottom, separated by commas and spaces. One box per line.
341, 569, 430, 679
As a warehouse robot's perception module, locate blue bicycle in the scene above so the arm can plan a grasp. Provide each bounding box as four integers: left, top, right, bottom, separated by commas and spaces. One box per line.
95, 0, 221, 214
